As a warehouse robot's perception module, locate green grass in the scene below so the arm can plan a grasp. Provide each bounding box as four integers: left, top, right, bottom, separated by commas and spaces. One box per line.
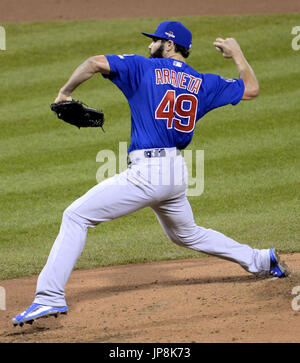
0, 14, 299, 279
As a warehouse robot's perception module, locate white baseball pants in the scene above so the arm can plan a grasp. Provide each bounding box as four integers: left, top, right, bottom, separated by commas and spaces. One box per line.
35, 148, 271, 307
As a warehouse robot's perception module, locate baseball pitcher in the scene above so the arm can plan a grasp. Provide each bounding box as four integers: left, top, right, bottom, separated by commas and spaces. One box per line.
12, 21, 289, 326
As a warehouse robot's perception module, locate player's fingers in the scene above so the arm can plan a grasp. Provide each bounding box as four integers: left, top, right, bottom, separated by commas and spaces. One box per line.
54, 92, 72, 103
213, 41, 224, 52
213, 39, 224, 46
213, 41, 222, 47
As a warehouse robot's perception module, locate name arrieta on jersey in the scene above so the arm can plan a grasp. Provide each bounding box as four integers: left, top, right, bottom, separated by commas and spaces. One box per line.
155, 63, 202, 95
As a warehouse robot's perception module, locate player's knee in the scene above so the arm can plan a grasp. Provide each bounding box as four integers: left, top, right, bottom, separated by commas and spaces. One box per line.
169, 226, 206, 247
62, 206, 82, 224
169, 236, 188, 248
62, 207, 74, 220
62, 205, 96, 228
168, 232, 194, 247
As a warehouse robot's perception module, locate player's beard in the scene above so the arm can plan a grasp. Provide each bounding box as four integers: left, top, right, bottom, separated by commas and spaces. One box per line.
149, 43, 165, 58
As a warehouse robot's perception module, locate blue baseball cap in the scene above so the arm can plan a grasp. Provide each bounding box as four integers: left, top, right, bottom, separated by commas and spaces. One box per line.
142, 21, 192, 49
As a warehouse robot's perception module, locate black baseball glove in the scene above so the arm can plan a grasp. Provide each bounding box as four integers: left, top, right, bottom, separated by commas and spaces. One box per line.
50, 99, 104, 130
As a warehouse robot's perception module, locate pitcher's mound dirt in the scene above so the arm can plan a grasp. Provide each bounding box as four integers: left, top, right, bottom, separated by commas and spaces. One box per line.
0, 254, 299, 343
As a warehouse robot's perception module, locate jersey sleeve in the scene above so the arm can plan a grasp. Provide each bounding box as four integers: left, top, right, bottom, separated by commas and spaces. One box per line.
203, 73, 245, 112
102, 54, 150, 98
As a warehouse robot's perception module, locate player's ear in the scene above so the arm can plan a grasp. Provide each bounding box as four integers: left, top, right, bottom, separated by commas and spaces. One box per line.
166, 40, 175, 52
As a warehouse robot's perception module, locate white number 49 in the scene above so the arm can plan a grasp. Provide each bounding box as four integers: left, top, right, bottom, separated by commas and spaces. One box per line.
291, 26, 300, 51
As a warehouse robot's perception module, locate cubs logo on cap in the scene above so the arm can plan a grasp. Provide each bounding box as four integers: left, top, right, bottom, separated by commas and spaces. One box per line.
142, 21, 192, 49
165, 31, 175, 39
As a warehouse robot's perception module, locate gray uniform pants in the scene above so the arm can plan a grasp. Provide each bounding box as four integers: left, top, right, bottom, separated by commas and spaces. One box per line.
35, 148, 270, 307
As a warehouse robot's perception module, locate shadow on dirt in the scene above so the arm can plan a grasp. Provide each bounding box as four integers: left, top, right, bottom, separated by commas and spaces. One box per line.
68, 273, 258, 306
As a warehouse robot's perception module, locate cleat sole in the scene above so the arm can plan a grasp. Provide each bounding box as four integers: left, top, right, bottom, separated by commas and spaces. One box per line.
12, 308, 68, 327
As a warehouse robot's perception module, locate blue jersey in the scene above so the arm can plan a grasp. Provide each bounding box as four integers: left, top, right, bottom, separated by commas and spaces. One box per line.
103, 54, 244, 152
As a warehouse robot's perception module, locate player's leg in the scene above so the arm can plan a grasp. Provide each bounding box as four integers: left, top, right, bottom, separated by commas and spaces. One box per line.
152, 193, 271, 276
34, 168, 154, 307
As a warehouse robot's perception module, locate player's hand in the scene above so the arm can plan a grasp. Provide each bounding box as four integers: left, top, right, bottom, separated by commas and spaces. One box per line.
213, 37, 242, 59
54, 91, 72, 104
